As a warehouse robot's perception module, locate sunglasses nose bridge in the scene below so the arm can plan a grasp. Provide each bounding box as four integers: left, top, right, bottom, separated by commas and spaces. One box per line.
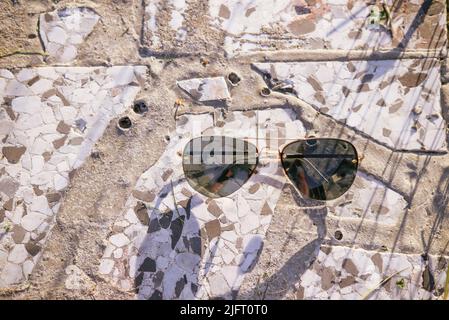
257, 147, 283, 164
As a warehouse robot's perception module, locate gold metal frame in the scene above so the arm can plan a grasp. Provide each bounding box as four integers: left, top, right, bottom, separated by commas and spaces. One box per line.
177, 110, 360, 200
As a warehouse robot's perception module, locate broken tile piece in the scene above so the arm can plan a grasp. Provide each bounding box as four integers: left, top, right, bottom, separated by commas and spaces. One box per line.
297, 246, 448, 300
110, 234, 130, 248
142, 0, 447, 56
252, 59, 446, 151
177, 77, 230, 102
327, 172, 407, 226
39, 7, 100, 63
0, 66, 147, 289
2, 146, 26, 164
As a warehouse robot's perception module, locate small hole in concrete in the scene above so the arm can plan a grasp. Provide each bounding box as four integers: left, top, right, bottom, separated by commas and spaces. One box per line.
227, 72, 241, 85
118, 116, 132, 129
133, 100, 148, 114
200, 57, 209, 67
260, 87, 271, 97
91, 151, 101, 159
334, 230, 343, 240
294, 5, 311, 15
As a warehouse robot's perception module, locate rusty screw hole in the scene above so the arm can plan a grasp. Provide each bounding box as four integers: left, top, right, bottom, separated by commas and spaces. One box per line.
227, 72, 241, 86
334, 230, 343, 240
133, 100, 148, 114
260, 87, 271, 97
118, 116, 132, 130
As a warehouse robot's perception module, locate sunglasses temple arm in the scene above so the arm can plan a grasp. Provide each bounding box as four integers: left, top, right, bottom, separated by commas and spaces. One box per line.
187, 157, 257, 176
284, 154, 355, 159
188, 152, 352, 158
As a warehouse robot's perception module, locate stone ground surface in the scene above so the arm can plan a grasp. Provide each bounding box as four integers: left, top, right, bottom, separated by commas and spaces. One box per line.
0, 0, 448, 299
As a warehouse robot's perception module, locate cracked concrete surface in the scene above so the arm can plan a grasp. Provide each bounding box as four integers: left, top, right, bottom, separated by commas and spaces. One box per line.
0, 0, 448, 300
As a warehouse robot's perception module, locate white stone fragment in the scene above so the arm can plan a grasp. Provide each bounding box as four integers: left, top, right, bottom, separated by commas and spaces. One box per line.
207, 272, 230, 297
109, 233, 130, 248
20, 212, 46, 232
7, 245, 29, 264
16, 69, 36, 82
39, 7, 100, 63
98, 259, 114, 275
53, 174, 69, 191
0, 263, 23, 285
177, 77, 231, 101
22, 260, 34, 278
113, 248, 123, 259
47, 26, 68, 45
0, 69, 15, 79
11, 96, 41, 114
30, 79, 54, 95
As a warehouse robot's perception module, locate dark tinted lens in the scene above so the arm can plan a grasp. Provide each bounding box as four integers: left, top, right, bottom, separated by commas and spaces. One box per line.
182, 136, 258, 198
281, 139, 358, 201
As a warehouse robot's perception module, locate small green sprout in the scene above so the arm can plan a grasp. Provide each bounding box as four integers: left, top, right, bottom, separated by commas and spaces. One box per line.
367, 3, 392, 30
396, 278, 406, 289
1, 221, 13, 232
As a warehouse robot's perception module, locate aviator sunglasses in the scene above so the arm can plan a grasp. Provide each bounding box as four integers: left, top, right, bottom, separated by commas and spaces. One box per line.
182, 135, 359, 201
